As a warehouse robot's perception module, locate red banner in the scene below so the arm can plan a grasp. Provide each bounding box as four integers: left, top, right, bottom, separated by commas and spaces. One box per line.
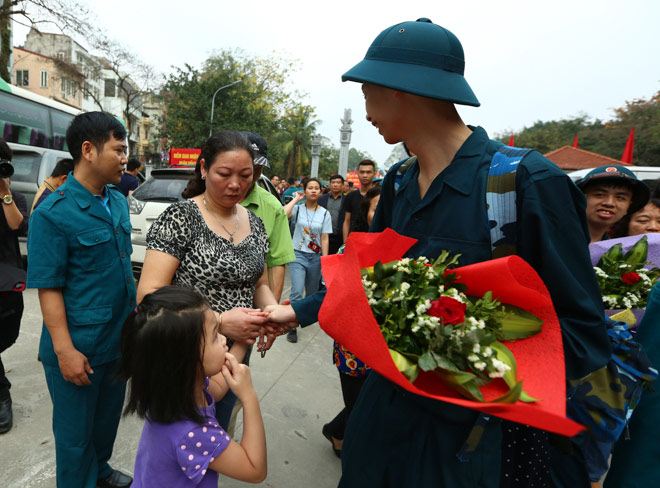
169, 148, 201, 166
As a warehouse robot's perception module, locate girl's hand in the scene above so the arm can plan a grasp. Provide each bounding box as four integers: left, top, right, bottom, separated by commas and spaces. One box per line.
294, 191, 304, 200
221, 352, 256, 402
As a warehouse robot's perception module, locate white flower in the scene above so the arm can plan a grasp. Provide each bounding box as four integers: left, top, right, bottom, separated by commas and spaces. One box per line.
401, 282, 411, 292
472, 344, 481, 353
477, 319, 486, 330
593, 267, 608, 278
482, 347, 493, 357
407, 312, 415, 319
368, 298, 377, 305
411, 324, 421, 333
416, 299, 432, 315
468, 354, 479, 362
474, 361, 487, 371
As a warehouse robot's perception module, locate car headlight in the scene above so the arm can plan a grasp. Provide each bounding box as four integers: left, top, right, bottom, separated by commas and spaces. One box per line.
128, 194, 146, 214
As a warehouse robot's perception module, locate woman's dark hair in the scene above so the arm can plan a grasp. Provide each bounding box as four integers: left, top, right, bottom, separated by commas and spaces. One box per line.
356, 186, 382, 232
610, 198, 660, 238
303, 177, 321, 191
182, 130, 255, 198
66, 112, 127, 164
120, 286, 211, 424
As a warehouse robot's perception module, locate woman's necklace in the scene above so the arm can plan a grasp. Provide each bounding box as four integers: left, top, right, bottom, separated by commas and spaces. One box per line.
202, 194, 239, 244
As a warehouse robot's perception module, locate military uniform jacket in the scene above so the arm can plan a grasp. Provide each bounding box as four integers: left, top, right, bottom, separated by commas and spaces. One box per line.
27, 173, 136, 367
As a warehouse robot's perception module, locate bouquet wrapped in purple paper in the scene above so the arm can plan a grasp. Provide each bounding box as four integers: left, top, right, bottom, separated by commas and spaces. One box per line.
589, 234, 660, 325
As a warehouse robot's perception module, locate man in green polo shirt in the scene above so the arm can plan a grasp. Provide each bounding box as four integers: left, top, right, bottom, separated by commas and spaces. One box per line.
240, 131, 295, 302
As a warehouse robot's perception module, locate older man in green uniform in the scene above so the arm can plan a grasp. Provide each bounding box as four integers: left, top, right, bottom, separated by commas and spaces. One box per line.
27, 112, 136, 488
266, 18, 611, 487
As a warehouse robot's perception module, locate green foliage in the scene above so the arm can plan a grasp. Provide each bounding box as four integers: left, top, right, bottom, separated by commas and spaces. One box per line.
497, 89, 660, 166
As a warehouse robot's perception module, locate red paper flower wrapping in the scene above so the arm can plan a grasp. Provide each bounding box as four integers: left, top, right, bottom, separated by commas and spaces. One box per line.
319, 228, 583, 437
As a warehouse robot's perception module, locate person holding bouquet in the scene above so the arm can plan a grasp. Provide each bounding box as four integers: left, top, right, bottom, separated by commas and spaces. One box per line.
267, 18, 611, 487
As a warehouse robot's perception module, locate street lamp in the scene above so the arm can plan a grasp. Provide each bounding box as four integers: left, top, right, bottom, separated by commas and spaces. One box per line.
209, 79, 242, 136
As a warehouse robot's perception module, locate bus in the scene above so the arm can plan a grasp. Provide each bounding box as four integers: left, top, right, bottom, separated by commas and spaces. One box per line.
0, 78, 81, 152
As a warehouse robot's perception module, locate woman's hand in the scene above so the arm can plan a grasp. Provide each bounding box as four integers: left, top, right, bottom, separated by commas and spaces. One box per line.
263, 304, 299, 335
221, 308, 269, 344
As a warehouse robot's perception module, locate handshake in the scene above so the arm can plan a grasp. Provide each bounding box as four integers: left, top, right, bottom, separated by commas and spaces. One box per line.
218, 302, 299, 356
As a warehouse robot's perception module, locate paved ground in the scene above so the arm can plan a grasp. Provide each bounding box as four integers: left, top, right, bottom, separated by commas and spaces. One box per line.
1, 275, 344, 487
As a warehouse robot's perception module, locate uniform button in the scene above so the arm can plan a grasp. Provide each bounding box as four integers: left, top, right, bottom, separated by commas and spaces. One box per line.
58, 191, 64, 195
94, 237, 99, 242
115, 228, 120, 234
130, 300, 134, 306
126, 278, 130, 283
121, 253, 125, 258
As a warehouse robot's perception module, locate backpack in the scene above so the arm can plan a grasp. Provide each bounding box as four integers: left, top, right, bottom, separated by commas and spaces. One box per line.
394, 146, 658, 468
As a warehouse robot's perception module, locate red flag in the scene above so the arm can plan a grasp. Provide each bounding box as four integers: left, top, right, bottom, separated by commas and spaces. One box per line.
573, 134, 579, 148
621, 127, 635, 164
508, 134, 514, 146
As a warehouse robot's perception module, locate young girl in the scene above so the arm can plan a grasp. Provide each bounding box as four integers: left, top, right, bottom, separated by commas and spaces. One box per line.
283, 177, 333, 342
120, 286, 267, 486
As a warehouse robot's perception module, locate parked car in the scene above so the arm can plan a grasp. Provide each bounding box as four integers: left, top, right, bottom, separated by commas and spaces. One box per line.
8, 143, 73, 259
569, 166, 660, 195
128, 167, 280, 278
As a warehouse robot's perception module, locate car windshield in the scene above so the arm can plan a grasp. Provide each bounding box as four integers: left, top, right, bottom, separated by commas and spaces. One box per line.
132, 172, 192, 202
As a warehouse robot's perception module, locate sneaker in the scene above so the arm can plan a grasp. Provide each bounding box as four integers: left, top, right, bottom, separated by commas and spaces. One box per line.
286, 329, 298, 343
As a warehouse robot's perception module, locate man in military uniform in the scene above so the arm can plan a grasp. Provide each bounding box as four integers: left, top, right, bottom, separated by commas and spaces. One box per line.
27, 112, 136, 488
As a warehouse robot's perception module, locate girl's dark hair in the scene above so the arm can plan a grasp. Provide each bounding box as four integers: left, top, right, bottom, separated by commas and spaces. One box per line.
303, 177, 321, 191
356, 186, 382, 232
610, 198, 660, 238
120, 286, 211, 424
182, 130, 255, 198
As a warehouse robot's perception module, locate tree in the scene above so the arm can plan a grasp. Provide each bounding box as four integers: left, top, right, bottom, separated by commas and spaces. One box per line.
347, 147, 376, 172
161, 50, 296, 151
275, 104, 318, 178
495, 90, 660, 166
0, 0, 94, 82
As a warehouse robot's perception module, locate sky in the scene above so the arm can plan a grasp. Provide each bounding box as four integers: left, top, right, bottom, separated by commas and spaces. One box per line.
13, 0, 660, 166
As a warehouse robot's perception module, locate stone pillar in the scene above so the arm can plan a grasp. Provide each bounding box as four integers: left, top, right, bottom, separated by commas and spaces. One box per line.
310, 135, 321, 178
338, 109, 352, 177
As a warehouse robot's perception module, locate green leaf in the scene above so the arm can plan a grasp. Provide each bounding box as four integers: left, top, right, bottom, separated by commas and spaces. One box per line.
389, 349, 419, 383
624, 235, 648, 267
418, 351, 437, 371
499, 304, 543, 340
430, 352, 460, 372
374, 261, 385, 282
433, 368, 485, 402
490, 342, 539, 403
489, 379, 524, 404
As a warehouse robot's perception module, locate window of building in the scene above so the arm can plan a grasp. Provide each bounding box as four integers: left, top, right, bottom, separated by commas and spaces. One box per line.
61, 78, 77, 98
40, 70, 48, 88
104, 79, 116, 97
15, 70, 29, 86
57, 52, 65, 60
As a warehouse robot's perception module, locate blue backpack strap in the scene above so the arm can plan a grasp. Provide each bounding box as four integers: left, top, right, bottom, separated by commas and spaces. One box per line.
486, 146, 532, 258
393, 156, 418, 193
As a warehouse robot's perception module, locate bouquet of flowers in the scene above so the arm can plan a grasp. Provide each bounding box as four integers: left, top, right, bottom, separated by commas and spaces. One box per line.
362, 252, 542, 403
319, 229, 582, 437
593, 235, 660, 312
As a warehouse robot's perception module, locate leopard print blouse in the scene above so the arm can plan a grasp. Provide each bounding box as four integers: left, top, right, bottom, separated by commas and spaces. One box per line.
146, 199, 269, 316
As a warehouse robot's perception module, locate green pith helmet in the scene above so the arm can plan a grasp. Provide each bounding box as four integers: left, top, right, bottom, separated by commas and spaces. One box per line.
342, 18, 480, 107
576, 165, 650, 214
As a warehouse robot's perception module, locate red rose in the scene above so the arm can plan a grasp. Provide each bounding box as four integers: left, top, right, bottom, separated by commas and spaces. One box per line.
622, 271, 641, 285
427, 296, 467, 325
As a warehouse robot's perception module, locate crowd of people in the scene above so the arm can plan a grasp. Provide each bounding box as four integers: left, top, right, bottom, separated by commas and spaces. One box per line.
0, 16, 657, 488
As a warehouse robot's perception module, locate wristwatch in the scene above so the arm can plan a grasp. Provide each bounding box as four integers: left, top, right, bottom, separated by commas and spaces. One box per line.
2, 194, 12, 205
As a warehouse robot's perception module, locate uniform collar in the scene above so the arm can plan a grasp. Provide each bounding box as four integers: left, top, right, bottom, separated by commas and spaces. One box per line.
65, 173, 114, 224
398, 126, 490, 198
